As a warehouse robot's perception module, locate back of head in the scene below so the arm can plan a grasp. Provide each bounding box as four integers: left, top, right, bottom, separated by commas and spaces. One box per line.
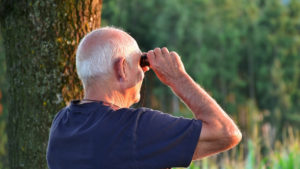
76, 26, 139, 89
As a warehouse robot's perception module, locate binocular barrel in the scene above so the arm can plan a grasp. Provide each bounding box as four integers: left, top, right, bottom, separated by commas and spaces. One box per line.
140, 54, 150, 67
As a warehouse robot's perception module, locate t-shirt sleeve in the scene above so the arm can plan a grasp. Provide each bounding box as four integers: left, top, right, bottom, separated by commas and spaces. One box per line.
134, 108, 202, 169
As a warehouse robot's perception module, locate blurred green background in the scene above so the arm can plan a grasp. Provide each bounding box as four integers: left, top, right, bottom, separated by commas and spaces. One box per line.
0, 0, 300, 168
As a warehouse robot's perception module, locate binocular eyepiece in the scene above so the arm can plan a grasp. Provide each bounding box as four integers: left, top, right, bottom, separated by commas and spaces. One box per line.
140, 53, 150, 67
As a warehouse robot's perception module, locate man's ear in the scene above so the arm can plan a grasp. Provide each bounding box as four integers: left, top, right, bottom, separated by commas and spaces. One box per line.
114, 57, 127, 82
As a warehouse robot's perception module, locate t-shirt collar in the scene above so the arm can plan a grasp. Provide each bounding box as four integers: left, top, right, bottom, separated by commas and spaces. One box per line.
68, 100, 102, 112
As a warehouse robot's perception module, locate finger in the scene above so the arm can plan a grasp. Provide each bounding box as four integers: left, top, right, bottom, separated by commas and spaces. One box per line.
170, 51, 183, 67
170, 51, 180, 59
161, 47, 170, 60
154, 47, 163, 59
161, 47, 169, 55
147, 50, 156, 66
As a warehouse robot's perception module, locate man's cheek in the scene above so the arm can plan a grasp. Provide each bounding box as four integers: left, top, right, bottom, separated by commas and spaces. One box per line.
135, 69, 144, 84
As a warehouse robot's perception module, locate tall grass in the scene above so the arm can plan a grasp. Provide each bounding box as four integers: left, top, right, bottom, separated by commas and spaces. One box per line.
175, 127, 300, 169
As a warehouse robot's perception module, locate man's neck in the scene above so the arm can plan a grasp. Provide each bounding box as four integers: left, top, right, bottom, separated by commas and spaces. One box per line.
84, 87, 132, 108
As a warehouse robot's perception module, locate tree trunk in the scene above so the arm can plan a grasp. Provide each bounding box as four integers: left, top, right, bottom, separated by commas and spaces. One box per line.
0, 0, 102, 168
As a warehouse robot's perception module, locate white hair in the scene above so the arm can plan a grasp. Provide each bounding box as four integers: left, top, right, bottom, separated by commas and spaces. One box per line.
76, 26, 140, 89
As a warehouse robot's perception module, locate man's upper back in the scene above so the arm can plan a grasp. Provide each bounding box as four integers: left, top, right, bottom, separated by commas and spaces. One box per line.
47, 100, 202, 169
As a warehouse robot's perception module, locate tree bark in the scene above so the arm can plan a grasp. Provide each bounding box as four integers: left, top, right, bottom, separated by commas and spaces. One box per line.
0, 0, 102, 168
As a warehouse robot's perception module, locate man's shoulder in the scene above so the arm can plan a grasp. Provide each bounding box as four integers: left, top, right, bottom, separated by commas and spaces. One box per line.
52, 106, 68, 121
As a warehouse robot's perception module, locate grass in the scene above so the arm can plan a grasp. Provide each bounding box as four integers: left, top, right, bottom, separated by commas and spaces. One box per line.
174, 128, 300, 169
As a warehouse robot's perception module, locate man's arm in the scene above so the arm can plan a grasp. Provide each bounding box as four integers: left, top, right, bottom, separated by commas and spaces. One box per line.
147, 47, 242, 160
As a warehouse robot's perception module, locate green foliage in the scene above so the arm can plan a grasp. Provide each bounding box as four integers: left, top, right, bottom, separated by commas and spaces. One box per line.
245, 140, 254, 169
101, 0, 300, 168
102, 0, 300, 136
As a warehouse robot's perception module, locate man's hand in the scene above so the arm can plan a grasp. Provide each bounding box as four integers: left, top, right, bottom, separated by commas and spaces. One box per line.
147, 48, 186, 86
146, 47, 242, 160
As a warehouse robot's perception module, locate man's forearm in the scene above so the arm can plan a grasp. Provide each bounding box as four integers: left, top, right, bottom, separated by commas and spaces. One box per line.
169, 72, 239, 139
170, 73, 224, 120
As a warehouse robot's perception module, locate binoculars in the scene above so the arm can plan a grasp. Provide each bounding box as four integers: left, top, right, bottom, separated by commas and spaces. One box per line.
140, 53, 150, 67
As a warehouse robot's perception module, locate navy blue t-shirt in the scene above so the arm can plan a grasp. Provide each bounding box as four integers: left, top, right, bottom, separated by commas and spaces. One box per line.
47, 100, 202, 169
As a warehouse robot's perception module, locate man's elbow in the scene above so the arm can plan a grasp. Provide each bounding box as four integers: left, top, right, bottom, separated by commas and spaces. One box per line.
223, 128, 242, 150
191, 128, 242, 161
191, 125, 242, 161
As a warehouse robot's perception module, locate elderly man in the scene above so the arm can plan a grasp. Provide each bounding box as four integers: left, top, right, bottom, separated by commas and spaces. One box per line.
47, 27, 242, 169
